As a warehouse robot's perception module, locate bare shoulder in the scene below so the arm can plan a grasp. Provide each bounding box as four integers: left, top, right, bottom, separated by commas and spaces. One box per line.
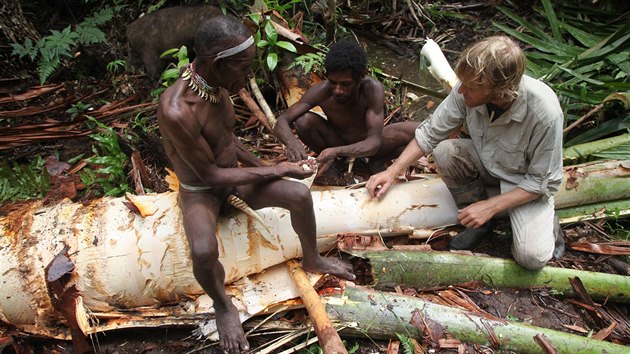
360, 76, 385, 103
157, 83, 192, 128
361, 76, 384, 93
303, 80, 333, 102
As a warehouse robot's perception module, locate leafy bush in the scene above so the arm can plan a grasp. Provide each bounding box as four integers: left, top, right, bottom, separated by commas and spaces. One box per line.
151, 45, 190, 99
11, 6, 120, 84
80, 116, 130, 197
0, 157, 50, 202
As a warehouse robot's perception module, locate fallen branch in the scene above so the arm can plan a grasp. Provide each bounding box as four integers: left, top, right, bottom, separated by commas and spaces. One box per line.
556, 199, 630, 223
323, 286, 630, 353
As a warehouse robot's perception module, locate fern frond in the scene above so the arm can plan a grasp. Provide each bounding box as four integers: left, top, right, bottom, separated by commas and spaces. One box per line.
80, 7, 115, 27
76, 26, 107, 45
10, 38, 38, 60
41, 27, 78, 59
38, 55, 61, 84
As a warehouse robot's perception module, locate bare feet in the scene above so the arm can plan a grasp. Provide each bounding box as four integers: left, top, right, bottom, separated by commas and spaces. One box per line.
302, 255, 356, 281
216, 303, 249, 353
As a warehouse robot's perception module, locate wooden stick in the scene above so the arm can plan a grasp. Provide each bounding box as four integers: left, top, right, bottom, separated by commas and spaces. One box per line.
563, 103, 604, 134
248, 77, 278, 128
238, 88, 274, 133
286, 259, 348, 354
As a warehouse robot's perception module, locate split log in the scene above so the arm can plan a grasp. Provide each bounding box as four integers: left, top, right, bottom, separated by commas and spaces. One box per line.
345, 250, 630, 303
0, 178, 458, 334
323, 286, 630, 353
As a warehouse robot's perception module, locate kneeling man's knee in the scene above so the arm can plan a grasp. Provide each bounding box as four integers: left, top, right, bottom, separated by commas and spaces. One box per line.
433, 140, 457, 166
512, 247, 551, 270
294, 113, 319, 134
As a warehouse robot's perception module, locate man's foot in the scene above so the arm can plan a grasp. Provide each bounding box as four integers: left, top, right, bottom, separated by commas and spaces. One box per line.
302, 256, 356, 281
553, 214, 565, 259
449, 223, 493, 250
216, 303, 249, 353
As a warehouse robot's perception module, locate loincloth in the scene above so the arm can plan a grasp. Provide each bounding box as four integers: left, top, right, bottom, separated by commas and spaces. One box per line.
179, 181, 214, 191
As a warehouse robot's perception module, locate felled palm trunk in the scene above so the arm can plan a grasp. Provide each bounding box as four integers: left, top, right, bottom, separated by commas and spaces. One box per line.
323, 286, 629, 353
555, 159, 630, 209
0, 178, 458, 335
346, 250, 630, 303
1, 160, 628, 336
563, 133, 630, 163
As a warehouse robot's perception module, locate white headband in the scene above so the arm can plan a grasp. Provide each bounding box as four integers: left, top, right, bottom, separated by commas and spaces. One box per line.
215, 36, 254, 59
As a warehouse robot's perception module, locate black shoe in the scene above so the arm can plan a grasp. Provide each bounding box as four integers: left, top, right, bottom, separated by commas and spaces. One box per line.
449, 224, 492, 250
553, 214, 565, 259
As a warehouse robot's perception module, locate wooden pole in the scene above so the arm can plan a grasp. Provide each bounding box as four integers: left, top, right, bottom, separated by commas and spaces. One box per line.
286, 259, 348, 354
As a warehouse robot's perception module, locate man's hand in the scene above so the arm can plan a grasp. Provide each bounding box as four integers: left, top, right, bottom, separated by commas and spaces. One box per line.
314, 148, 337, 178
277, 160, 316, 179
458, 199, 497, 228
286, 142, 308, 162
366, 169, 397, 198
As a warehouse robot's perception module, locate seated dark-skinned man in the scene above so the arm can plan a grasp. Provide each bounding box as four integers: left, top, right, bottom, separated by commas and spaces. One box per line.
274, 39, 418, 185
157, 15, 355, 354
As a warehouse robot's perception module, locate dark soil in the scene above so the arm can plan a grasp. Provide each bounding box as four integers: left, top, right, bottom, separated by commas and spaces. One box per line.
1, 1, 629, 353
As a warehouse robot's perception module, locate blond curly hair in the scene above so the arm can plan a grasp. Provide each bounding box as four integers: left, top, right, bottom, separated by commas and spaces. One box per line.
455, 36, 525, 102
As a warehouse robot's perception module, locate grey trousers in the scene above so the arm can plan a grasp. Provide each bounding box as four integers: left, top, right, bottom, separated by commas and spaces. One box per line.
433, 139, 555, 270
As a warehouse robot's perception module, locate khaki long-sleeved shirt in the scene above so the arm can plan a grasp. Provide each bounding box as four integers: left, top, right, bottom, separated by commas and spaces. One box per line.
415, 75, 564, 197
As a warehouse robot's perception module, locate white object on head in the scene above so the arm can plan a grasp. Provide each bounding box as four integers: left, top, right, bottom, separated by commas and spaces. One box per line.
216, 36, 254, 59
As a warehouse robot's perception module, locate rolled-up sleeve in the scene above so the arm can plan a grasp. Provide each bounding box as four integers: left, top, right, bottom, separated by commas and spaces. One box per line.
517, 112, 564, 197
415, 89, 466, 155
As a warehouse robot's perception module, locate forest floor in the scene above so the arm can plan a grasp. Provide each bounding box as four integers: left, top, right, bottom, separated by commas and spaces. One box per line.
1, 1, 629, 353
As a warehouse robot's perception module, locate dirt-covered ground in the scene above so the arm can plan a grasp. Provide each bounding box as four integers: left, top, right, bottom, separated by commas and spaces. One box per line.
1, 1, 629, 353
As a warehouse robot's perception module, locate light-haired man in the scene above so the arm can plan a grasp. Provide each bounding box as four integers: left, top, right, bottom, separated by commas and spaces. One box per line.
366, 36, 565, 270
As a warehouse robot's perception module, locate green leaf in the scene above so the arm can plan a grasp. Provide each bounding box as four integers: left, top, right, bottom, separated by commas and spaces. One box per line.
256, 40, 269, 48
264, 20, 277, 44
176, 45, 188, 61
561, 22, 601, 48
160, 48, 180, 58
593, 142, 630, 160
266, 52, 278, 72
541, 0, 562, 42
556, 66, 605, 85
249, 13, 261, 25
275, 41, 297, 53
566, 116, 630, 146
